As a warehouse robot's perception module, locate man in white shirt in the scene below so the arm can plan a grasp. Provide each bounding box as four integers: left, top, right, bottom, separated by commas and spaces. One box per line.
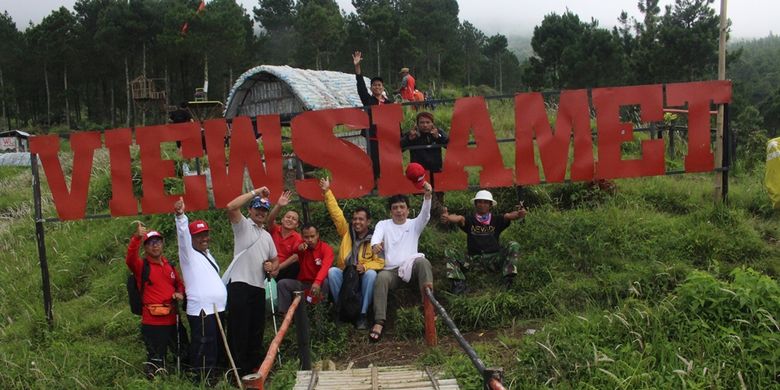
224, 187, 279, 377
369, 181, 434, 342
174, 198, 227, 380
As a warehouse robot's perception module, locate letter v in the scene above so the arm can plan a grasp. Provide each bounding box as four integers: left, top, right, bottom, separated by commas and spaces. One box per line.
29, 132, 102, 220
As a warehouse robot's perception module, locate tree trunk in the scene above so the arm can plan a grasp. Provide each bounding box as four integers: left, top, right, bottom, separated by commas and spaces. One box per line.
64, 66, 71, 129
110, 82, 116, 128
437, 52, 442, 84
44, 62, 51, 128
125, 57, 131, 127
498, 54, 503, 93
376, 38, 381, 77
0, 66, 8, 130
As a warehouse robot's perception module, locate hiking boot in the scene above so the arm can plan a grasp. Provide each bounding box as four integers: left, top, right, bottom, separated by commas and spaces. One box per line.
355, 314, 368, 330
503, 275, 515, 290
450, 280, 468, 295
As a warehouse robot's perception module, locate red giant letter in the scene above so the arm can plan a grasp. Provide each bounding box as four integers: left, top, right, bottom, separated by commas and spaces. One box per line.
592, 84, 665, 179
205, 116, 283, 208
666, 80, 732, 173
105, 128, 137, 216
291, 108, 373, 200
515, 90, 593, 184
375, 104, 418, 195
29, 132, 101, 221
136, 122, 208, 214
437, 97, 513, 191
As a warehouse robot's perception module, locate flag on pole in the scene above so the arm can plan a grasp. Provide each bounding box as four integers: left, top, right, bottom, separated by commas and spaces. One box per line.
180, 1, 207, 36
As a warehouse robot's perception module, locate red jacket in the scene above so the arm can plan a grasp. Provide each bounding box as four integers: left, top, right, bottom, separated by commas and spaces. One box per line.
295, 240, 334, 285
126, 235, 184, 326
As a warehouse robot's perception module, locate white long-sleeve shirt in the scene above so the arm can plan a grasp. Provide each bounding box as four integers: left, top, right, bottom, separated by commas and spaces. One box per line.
176, 213, 227, 316
371, 197, 431, 270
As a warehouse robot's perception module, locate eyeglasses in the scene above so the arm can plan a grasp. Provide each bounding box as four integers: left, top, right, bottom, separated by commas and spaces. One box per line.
145, 238, 163, 246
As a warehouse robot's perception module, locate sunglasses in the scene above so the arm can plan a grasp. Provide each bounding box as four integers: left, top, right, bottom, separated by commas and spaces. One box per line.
145, 238, 164, 246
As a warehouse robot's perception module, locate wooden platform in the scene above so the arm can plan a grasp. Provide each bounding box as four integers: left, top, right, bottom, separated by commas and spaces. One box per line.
293, 365, 460, 390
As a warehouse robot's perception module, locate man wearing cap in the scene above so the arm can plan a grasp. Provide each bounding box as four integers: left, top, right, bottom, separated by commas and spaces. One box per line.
173, 198, 227, 380
266, 190, 304, 281
224, 187, 279, 377
320, 177, 384, 330
126, 222, 184, 378
353, 50, 393, 181
440, 190, 527, 293
398, 67, 416, 102
368, 175, 434, 342
276, 223, 334, 313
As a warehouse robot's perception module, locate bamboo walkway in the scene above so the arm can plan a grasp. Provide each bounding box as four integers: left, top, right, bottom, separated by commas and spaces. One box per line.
293, 364, 460, 390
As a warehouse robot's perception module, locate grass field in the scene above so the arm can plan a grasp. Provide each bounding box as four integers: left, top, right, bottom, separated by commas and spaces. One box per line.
0, 106, 778, 388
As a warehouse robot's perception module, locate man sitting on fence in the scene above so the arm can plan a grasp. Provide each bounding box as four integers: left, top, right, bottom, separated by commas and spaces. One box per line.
320, 177, 385, 330
440, 190, 527, 294
276, 224, 334, 314
126, 222, 184, 379
369, 177, 435, 342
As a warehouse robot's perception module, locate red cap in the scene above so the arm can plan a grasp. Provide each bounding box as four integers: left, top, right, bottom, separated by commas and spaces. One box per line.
143, 230, 163, 244
405, 162, 427, 190
188, 220, 209, 235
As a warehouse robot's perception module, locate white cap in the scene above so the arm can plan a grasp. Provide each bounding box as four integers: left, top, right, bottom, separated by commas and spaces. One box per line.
471, 190, 497, 206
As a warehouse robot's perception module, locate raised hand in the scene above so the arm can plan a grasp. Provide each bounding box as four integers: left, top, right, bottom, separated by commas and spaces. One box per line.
319, 177, 330, 192
352, 51, 362, 66
254, 186, 270, 198
174, 196, 185, 216
422, 181, 432, 193
408, 126, 419, 140
134, 221, 148, 237
277, 190, 293, 207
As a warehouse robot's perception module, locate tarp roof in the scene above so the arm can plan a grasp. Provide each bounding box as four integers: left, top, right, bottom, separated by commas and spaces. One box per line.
224, 65, 371, 118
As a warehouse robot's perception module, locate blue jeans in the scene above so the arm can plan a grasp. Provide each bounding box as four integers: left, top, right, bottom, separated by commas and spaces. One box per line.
328, 267, 377, 314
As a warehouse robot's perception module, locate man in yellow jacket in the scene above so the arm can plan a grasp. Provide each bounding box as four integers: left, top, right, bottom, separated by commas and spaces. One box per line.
320, 177, 385, 329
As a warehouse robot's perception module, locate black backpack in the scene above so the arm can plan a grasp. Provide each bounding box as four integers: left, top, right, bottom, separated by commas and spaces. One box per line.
337, 264, 363, 322
127, 259, 151, 316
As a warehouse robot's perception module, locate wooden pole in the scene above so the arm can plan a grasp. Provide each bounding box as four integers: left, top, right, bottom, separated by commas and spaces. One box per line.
243, 292, 304, 390
713, 0, 728, 202
214, 304, 244, 389
422, 286, 437, 346
31, 154, 54, 328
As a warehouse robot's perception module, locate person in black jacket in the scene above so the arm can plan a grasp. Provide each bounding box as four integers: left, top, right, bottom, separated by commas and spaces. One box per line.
353, 51, 393, 180
401, 111, 449, 211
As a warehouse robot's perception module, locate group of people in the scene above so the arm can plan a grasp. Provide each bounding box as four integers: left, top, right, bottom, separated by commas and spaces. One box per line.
125, 50, 527, 382
126, 180, 526, 382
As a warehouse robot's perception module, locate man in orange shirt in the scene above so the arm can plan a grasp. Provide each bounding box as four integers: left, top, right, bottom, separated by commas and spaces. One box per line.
398, 67, 416, 101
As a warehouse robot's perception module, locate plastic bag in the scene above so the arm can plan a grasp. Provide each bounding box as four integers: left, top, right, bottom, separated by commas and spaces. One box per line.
766, 137, 780, 209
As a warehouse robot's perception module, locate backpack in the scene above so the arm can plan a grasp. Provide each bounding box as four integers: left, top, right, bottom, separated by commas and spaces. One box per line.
337, 264, 363, 322
127, 259, 151, 316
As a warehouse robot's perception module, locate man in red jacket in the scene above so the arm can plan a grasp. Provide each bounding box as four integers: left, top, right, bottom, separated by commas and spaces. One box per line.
275, 224, 334, 313
126, 222, 184, 379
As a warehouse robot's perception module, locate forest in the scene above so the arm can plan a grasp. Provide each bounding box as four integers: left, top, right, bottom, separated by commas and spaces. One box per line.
0, 0, 777, 138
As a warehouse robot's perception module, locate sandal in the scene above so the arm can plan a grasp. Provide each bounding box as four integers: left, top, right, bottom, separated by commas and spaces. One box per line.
368, 322, 384, 343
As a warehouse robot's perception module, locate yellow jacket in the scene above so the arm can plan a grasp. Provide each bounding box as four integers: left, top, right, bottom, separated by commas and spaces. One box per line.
324, 189, 385, 270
